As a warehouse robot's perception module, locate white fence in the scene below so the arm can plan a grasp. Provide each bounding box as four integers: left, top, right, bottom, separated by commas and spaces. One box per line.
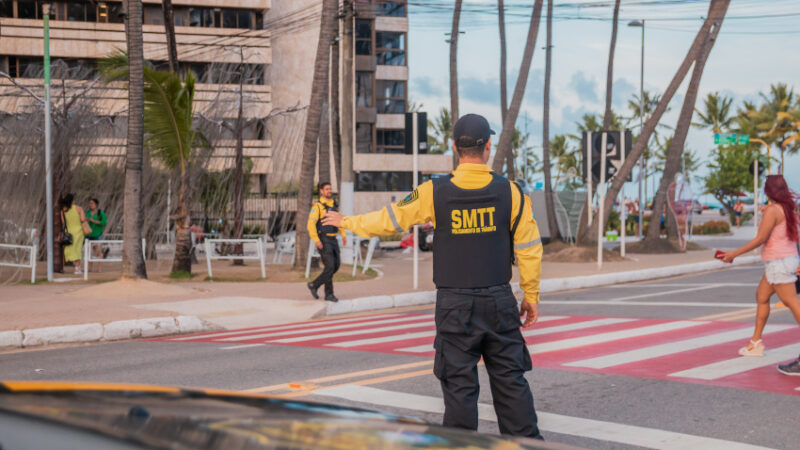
83, 239, 146, 280
204, 238, 266, 279
304, 235, 380, 279
0, 238, 38, 284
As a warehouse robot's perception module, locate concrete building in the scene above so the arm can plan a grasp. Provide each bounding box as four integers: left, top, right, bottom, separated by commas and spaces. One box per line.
0, 0, 273, 191
267, 0, 452, 214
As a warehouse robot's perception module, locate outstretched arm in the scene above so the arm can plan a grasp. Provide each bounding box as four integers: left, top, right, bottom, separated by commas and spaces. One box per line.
722, 205, 779, 262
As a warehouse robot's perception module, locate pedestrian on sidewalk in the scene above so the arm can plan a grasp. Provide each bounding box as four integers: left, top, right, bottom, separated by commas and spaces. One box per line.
734, 200, 744, 228
85, 198, 108, 271
721, 175, 800, 376
60, 193, 88, 275
306, 182, 346, 303
323, 114, 544, 439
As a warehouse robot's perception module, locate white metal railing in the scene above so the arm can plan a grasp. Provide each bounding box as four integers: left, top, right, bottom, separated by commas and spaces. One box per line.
305, 235, 380, 279
0, 237, 38, 284
204, 238, 266, 279
83, 239, 145, 280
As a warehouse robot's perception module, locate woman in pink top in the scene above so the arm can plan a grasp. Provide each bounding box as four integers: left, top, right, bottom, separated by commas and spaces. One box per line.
721, 175, 800, 376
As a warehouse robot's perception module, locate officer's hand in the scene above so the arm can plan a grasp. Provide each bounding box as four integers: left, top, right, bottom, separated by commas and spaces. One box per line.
322, 211, 343, 228
315, 240, 323, 250
341, 237, 347, 247
520, 301, 538, 328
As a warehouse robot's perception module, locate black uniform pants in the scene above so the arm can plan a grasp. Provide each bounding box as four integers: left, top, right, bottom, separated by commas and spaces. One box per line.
311, 236, 340, 296
433, 284, 541, 439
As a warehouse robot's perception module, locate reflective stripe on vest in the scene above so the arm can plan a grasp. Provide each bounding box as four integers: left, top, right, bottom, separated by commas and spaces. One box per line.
432, 173, 513, 288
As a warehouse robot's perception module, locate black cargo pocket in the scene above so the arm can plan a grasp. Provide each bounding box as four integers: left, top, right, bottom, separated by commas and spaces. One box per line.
435, 293, 473, 335
494, 293, 522, 332
433, 336, 446, 380
521, 340, 533, 371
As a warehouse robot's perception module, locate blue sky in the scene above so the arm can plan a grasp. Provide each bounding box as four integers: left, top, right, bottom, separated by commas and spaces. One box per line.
406, 0, 800, 201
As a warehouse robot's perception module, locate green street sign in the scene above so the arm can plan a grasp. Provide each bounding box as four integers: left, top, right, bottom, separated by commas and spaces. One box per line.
714, 133, 749, 145
738, 134, 750, 145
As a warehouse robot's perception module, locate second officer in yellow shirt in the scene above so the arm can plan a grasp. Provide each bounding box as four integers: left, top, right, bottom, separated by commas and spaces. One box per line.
307, 182, 346, 302
323, 114, 543, 439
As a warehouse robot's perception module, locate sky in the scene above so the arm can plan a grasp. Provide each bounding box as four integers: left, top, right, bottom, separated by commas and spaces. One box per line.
406, 0, 800, 203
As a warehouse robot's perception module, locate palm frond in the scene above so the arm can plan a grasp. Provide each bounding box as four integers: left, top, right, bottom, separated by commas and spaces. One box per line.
97, 49, 130, 83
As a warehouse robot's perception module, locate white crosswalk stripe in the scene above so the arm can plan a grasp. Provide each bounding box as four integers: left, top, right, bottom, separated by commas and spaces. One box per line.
273, 320, 437, 344
565, 324, 794, 369
670, 342, 800, 380
219, 314, 434, 342
528, 320, 707, 354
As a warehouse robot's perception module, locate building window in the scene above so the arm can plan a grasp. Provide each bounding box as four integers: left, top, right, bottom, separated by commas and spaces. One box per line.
355, 19, 372, 55
376, 80, 405, 114
0, 1, 13, 17
376, 129, 405, 154
376, 1, 406, 17
143, 5, 164, 25
189, 7, 213, 27
17, 0, 39, 19
376, 32, 405, 66
356, 123, 373, 154
355, 172, 424, 192
355, 71, 373, 107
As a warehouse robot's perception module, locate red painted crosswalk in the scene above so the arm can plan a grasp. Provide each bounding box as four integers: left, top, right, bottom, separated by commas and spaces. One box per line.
151, 312, 800, 396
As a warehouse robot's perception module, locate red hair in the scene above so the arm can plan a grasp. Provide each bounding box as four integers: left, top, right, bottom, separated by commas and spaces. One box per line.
764, 175, 799, 242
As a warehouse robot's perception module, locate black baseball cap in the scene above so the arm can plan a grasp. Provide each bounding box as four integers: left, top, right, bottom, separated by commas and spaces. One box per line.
453, 114, 496, 148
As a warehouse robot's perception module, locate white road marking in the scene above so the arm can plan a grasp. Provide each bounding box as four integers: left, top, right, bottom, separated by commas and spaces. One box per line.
544, 300, 754, 307
522, 317, 636, 337
220, 343, 266, 350
607, 283, 756, 288
607, 285, 722, 302
330, 315, 569, 348
314, 385, 771, 450
219, 314, 435, 342
273, 321, 436, 344
170, 313, 405, 341
566, 324, 794, 369
670, 343, 800, 380
528, 321, 707, 354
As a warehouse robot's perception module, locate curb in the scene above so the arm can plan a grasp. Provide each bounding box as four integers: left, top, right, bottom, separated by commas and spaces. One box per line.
0, 315, 217, 350
326, 256, 762, 316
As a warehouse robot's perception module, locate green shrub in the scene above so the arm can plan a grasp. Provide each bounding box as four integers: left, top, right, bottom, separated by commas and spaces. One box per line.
692, 220, 730, 235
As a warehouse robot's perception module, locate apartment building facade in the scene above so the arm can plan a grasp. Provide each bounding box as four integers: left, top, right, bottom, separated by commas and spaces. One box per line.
268, 0, 452, 215
0, 0, 273, 191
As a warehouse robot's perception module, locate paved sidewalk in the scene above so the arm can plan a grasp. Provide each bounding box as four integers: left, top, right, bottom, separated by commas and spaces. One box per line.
0, 241, 758, 349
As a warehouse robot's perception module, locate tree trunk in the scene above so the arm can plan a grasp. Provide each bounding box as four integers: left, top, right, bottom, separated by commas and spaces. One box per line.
577, 0, 730, 245
542, 0, 559, 241
232, 69, 245, 265
318, 44, 332, 185
161, 0, 179, 73
449, 0, 463, 168
171, 166, 192, 273
498, 0, 508, 122
295, 0, 337, 268
646, 1, 727, 242
491, 0, 544, 177
331, 37, 342, 187
602, 0, 620, 129
122, 0, 147, 279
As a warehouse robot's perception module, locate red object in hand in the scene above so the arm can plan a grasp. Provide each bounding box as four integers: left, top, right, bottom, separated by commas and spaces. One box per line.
715, 250, 733, 263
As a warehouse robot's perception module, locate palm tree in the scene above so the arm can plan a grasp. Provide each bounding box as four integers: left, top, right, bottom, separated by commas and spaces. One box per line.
578, 0, 731, 245
121, 0, 147, 279
603, 0, 621, 129
295, 0, 338, 268
549, 134, 578, 183
693, 92, 734, 132
491, 0, 545, 178
542, 0, 559, 239
449, 0, 463, 167
161, 0, 179, 73
757, 84, 798, 170
646, 2, 728, 242
498, 0, 508, 122
100, 52, 208, 275
427, 107, 452, 154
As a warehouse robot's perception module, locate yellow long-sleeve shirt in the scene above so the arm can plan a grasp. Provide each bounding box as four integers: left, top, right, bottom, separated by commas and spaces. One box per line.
341, 163, 543, 303
308, 197, 347, 244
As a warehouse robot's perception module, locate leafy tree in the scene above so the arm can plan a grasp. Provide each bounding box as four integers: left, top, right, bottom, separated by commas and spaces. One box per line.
427, 107, 452, 155
703, 144, 758, 223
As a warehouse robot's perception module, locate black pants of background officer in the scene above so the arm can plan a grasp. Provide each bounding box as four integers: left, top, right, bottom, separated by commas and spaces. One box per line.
434, 284, 541, 439
310, 236, 340, 298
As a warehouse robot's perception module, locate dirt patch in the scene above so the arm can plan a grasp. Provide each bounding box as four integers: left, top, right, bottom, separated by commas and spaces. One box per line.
626, 238, 706, 254
542, 243, 627, 263
196, 264, 378, 283
66, 278, 195, 298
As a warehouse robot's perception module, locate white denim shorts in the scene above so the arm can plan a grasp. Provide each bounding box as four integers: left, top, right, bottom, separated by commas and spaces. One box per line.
764, 255, 800, 285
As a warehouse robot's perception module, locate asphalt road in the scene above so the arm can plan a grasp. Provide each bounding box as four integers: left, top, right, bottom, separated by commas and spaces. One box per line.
1, 265, 798, 449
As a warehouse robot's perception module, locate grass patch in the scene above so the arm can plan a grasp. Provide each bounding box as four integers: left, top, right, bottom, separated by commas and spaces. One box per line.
168, 271, 197, 280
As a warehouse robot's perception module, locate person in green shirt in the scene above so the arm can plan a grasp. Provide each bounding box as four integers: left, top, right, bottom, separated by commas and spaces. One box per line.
85, 198, 108, 269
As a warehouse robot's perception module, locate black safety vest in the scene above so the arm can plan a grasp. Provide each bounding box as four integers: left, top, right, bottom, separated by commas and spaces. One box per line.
315, 199, 339, 237
432, 173, 521, 289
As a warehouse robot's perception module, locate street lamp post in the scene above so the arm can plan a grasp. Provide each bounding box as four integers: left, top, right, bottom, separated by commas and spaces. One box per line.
43, 3, 54, 282
628, 19, 645, 238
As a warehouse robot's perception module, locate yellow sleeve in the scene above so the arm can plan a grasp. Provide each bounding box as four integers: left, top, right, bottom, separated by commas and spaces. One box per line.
339, 225, 347, 238
307, 203, 321, 243
511, 185, 543, 304
341, 180, 435, 237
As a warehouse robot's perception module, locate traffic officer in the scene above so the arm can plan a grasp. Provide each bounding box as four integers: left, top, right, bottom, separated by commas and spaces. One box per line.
322, 114, 543, 439
307, 181, 346, 302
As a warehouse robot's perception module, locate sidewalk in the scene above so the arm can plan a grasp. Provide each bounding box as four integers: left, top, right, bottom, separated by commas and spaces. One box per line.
0, 242, 758, 349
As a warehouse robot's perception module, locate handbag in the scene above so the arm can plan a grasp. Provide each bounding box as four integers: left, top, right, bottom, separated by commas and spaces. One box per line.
81, 220, 92, 236
59, 211, 73, 246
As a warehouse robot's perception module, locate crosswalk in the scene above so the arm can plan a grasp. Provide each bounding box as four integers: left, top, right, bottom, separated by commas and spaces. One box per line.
153, 312, 800, 395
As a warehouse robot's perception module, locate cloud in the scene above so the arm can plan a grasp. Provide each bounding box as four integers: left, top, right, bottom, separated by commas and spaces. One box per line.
613, 78, 637, 108
569, 71, 599, 103
460, 76, 501, 105
410, 76, 445, 100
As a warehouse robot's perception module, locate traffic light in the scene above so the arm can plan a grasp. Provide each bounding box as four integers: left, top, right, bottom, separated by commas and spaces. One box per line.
581, 130, 633, 184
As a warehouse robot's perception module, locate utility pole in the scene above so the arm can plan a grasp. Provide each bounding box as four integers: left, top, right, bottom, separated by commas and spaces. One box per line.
43, 2, 54, 282
339, 0, 355, 217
